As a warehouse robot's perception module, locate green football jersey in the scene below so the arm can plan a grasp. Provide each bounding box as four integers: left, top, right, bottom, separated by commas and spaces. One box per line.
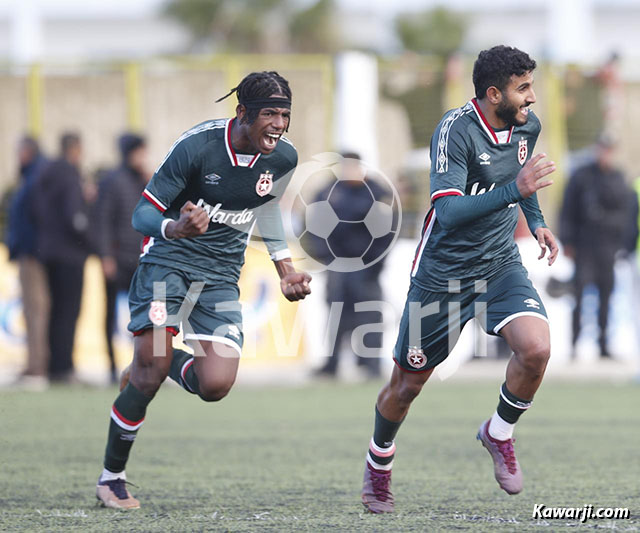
411, 99, 542, 291
139, 118, 297, 283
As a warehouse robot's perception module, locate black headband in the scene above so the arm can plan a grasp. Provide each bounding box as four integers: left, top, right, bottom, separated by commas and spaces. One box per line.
240, 97, 291, 110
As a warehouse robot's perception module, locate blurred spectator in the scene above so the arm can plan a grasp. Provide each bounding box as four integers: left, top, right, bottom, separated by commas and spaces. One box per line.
312, 153, 388, 379
94, 133, 149, 383
33, 132, 90, 382
7, 136, 50, 389
559, 133, 633, 359
629, 177, 640, 361
596, 51, 623, 134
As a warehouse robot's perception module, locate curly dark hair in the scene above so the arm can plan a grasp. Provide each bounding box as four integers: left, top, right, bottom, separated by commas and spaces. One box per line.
216, 71, 292, 125
472, 46, 537, 99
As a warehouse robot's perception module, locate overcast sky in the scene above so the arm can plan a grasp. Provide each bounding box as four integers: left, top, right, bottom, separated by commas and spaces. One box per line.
0, 0, 637, 18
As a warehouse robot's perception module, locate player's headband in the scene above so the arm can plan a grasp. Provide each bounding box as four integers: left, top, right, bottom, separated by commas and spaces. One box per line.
214, 89, 292, 131
239, 97, 291, 110
215, 89, 291, 110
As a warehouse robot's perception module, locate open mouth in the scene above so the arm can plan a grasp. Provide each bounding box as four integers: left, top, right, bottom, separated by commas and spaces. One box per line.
264, 132, 281, 149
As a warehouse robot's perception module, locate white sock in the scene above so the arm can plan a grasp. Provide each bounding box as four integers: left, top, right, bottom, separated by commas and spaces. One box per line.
488, 411, 515, 441
100, 468, 125, 482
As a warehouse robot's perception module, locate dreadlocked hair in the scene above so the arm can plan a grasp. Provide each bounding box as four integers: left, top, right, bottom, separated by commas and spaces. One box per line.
216, 71, 292, 125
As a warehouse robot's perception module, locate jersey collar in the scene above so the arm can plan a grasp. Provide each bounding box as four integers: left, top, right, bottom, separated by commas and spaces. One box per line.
470, 98, 513, 145
224, 118, 262, 168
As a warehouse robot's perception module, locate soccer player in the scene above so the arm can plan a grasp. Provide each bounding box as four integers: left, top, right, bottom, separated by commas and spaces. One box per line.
95, 71, 311, 509
361, 46, 559, 513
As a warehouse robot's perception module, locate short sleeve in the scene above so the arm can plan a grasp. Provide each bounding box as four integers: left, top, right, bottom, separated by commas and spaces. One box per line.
430, 117, 469, 201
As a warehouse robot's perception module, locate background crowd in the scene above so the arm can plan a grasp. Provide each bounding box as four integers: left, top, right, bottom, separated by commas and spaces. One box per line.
5, 131, 149, 388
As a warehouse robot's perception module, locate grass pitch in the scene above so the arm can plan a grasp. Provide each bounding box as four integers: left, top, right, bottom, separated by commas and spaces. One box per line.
0, 378, 638, 532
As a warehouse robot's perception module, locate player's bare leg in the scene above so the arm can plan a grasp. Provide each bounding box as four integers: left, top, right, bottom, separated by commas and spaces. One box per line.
362, 366, 434, 513
97, 329, 173, 509
477, 316, 550, 494
166, 339, 240, 401
119, 364, 131, 391
191, 340, 240, 401
502, 316, 551, 399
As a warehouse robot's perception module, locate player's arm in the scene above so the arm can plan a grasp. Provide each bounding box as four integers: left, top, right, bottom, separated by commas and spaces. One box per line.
131, 134, 211, 240
132, 198, 208, 239
132, 195, 209, 240
435, 153, 556, 230
256, 198, 291, 262
255, 182, 311, 302
519, 193, 558, 266
434, 183, 522, 229
429, 119, 518, 229
519, 193, 546, 234
274, 257, 312, 302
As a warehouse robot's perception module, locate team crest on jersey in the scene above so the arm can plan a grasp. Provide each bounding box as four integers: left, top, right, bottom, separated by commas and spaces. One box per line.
256, 171, 273, 197
407, 346, 427, 369
518, 138, 528, 165
149, 301, 167, 326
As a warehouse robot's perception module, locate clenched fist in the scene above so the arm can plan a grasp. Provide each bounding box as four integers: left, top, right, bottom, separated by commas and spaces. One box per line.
165, 201, 209, 239
280, 272, 312, 302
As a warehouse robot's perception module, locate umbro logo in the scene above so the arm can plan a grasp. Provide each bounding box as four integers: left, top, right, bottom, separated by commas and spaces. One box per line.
479, 152, 491, 165
524, 298, 540, 309
228, 325, 241, 339
205, 173, 222, 185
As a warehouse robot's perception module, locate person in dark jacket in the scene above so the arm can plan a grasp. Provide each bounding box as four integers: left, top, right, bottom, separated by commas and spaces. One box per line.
94, 133, 149, 383
33, 132, 90, 381
560, 133, 633, 358
7, 136, 50, 388
311, 153, 390, 379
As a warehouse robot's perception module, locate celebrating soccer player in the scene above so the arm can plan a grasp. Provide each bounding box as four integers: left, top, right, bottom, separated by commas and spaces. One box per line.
361, 46, 559, 513
96, 71, 311, 509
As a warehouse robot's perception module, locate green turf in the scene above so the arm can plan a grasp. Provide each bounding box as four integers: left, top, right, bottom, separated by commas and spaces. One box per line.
0, 380, 638, 532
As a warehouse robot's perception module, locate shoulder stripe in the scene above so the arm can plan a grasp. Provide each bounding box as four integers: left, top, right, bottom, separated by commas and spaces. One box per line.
279, 136, 295, 149
436, 102, 473, 173
155, 120, 224, 173
431, 188, 464, 201
142, 189, 167, 212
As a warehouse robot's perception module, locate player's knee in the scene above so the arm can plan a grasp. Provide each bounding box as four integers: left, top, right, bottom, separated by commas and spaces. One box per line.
197, 378, 234, 403
131, 371, 165, 397
395, 379, 424, 408
516, 338, 550, 374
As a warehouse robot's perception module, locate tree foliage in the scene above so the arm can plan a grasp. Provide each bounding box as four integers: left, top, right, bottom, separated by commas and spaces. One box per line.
289, 0, 338, 54
395, 7, 466, 58
162, 0, 340, 53
163, 0, 226, 42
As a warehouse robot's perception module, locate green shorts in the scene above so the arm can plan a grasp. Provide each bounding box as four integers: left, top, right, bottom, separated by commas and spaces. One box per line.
128, 262, 243, 355
393, 265, 547, 372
